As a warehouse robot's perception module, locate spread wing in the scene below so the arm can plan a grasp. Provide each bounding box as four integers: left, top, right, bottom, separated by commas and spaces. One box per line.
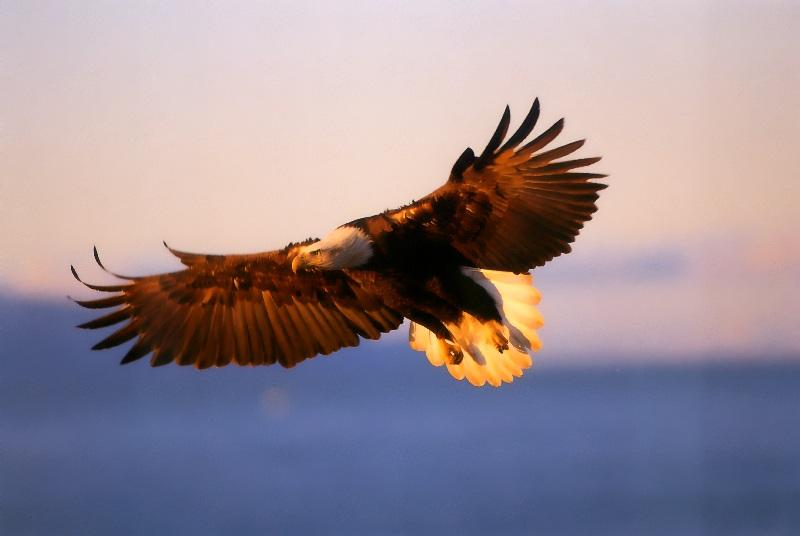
360, 99, 607, 273
71, 244, 403, 368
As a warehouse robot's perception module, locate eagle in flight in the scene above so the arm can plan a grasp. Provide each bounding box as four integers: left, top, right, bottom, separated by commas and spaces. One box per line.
72, 99, 606, 387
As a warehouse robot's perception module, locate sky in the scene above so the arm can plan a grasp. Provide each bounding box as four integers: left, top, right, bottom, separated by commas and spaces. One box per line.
2, 0, 799, 358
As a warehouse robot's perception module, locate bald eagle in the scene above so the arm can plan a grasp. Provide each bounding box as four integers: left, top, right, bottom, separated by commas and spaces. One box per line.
72, 99, 606, 387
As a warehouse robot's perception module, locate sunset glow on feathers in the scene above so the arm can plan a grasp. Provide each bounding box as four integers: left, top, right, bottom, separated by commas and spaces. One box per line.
72, 99, 606, 387
410, 269, 543, 387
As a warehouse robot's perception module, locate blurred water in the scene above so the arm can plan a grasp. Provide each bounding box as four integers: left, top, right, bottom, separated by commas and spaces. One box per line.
1, 296, 799, 535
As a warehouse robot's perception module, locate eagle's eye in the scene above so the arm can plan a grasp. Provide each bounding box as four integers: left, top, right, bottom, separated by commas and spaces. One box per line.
311, 250, 321, 256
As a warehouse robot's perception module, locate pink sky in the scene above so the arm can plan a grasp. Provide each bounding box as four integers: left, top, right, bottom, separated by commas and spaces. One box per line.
2, 1, 798, 357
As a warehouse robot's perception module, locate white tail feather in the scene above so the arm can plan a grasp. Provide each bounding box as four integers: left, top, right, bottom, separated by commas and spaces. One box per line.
407, 268, 543, 387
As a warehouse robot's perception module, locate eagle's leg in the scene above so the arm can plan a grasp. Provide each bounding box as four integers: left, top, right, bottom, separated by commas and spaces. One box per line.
487, 321, 510, 353
440, 339, 464, 364
442, 269, 510, 353
407, 309, 463, 364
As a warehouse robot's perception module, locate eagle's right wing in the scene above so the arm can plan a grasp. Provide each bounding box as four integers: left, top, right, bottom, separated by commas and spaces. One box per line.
72, 243, 402, 368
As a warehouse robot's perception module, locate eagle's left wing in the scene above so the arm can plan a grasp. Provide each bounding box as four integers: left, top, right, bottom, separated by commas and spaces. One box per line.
71, 244, 402, 368
358, 99, 607, 273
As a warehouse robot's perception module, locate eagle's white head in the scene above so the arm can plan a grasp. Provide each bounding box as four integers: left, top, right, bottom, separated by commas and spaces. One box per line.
291, 226, 373, 272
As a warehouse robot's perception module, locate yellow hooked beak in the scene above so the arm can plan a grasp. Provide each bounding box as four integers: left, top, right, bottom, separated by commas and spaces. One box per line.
291, 253, 306, 273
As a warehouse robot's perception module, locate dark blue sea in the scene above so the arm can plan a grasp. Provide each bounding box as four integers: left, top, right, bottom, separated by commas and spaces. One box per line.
2, 295, 799, 535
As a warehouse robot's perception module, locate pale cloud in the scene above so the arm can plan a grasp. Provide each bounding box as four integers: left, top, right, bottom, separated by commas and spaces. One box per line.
535, 234, 800, 358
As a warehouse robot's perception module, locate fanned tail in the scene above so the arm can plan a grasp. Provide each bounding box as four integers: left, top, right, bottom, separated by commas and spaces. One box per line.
408, 268, 543, 387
